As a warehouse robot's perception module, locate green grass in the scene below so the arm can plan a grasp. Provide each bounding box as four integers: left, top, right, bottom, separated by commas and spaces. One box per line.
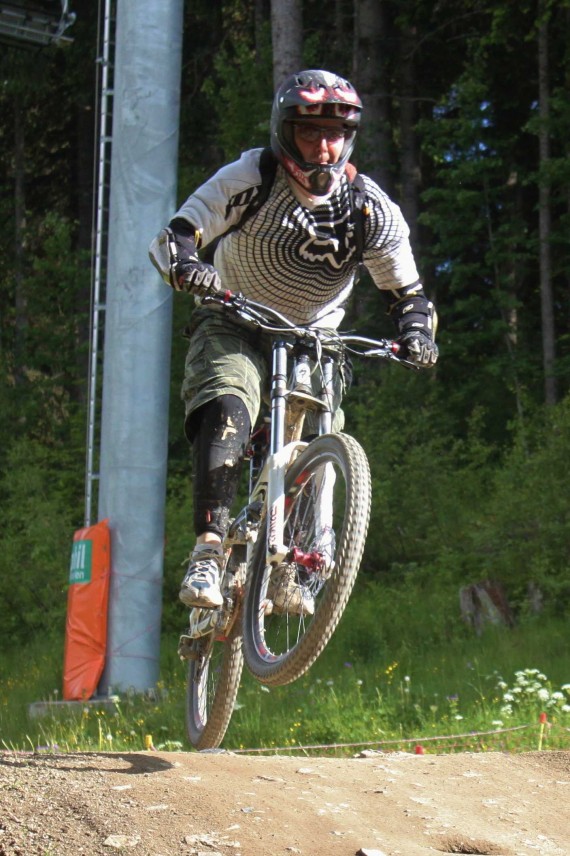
1, 583, 568, 756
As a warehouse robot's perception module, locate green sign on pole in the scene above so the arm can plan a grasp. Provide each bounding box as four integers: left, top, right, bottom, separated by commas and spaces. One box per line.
69, 539, 93, 584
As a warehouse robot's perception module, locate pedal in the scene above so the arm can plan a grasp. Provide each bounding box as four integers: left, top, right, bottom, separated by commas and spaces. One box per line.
178, 634, 198, 661
188, 607, 217, 638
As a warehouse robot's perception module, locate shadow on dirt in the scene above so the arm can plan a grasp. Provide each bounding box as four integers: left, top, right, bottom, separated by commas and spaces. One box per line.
0, 750, 173, 775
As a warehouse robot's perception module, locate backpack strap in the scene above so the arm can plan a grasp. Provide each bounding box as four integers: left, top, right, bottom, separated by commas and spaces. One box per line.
345, 165, 368, 265
200, 147, 277, 264
240, 146, 277, 227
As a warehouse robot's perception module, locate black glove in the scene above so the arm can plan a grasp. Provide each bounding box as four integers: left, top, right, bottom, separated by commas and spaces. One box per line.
398, 329, 439, 368
171, 257, 221, 295
385, 283, 438, 369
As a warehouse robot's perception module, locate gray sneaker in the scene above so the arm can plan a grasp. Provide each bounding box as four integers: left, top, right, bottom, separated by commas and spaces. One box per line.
179, 544, 224, 609
267, 564, 315, 617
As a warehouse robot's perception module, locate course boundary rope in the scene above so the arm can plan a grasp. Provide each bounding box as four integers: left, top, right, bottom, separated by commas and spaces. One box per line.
233, 718, 566, 755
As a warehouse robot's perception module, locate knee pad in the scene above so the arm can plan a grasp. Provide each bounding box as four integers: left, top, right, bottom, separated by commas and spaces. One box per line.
191, 395, 251, 538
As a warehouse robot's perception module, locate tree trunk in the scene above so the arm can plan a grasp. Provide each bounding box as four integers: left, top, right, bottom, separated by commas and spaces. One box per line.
484, 174, 525, 431
329, 0, 345, 73
399, 21, 420, 248
538, 6, 556, 405
254, 0, 266, 65
14, 95, 27, 386
271, 0, 302, 91
567, 9, 570, 329
352, 0, 394, 196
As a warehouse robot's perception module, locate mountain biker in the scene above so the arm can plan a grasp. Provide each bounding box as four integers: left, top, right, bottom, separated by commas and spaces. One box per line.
149, 69, 438, 617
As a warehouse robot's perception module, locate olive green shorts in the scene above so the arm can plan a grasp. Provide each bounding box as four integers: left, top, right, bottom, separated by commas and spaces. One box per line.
181, 309, 345, 439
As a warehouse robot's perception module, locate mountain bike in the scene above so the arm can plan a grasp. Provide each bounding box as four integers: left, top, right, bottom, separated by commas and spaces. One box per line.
177, 289, 413, 749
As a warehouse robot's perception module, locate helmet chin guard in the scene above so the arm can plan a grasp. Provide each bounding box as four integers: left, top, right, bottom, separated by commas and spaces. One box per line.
271, 70, 362, 196
282, 154, 344, 196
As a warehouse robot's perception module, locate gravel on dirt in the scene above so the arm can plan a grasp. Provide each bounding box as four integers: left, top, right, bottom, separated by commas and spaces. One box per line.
0, 749, 569, 855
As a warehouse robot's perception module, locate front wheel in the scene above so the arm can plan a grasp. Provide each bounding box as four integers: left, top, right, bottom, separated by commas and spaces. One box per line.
242, 433, 371, 687
185, 548, 245, 749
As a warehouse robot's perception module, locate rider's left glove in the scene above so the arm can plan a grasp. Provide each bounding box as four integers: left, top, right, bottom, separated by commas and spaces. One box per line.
387, 283, 438, 369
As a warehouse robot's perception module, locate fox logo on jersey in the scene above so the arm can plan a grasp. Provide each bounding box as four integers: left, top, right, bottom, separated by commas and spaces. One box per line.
291, 208, 358, 270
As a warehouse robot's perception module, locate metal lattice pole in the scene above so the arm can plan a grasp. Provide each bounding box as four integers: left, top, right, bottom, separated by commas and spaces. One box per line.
85, 0, 114, 528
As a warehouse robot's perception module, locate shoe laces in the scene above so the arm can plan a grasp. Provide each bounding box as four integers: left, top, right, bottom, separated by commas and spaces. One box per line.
193, 557, 220, 577
188, 548, 223, 580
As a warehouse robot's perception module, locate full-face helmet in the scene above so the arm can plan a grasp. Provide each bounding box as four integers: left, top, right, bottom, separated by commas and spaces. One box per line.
270, 69, 362, 196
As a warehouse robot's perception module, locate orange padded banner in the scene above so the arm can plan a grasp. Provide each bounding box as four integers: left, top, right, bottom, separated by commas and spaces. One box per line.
63, 519, 111, 700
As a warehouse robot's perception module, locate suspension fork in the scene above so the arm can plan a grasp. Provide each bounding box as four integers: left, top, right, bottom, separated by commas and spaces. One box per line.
314, 355, 336, 557
318, 355, 334, 436
265, 339, 289, 564
264, 347, 337, 567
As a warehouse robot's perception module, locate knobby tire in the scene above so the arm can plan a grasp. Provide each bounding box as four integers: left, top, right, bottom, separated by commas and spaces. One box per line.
242, 433, 371, 687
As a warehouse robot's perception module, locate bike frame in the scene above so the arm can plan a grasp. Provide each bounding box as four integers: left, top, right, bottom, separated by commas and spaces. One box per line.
185, 290, 409, 639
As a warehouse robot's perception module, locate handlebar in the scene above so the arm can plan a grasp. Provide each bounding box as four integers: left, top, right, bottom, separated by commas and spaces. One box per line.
200, 290, 417, 368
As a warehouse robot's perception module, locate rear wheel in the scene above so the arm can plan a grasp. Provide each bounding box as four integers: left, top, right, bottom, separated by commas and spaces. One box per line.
185, 548, 245, 749
242, 433, 371, 686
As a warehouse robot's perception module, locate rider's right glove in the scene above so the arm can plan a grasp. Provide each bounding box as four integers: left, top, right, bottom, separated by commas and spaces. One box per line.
148, 224, 221, 296
172, 258, 221, 295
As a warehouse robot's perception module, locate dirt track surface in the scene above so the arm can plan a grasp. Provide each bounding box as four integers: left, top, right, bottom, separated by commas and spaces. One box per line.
0, 749, 569, 856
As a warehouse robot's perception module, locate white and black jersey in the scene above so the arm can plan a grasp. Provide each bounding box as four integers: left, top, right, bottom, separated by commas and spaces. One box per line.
172, 148, 420, 328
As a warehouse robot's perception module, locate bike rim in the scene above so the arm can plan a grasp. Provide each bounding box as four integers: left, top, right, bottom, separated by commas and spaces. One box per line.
250, 446, 349, 662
